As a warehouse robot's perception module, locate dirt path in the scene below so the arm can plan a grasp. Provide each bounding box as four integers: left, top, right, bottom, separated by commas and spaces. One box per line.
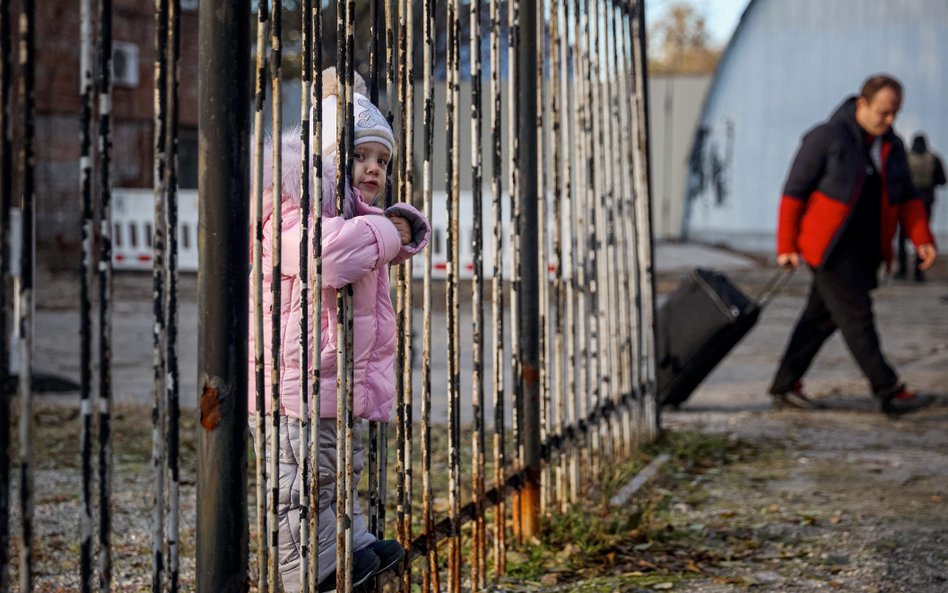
650, 405, 948, 592
634, 262, 948, 592
18, 250, 948, 592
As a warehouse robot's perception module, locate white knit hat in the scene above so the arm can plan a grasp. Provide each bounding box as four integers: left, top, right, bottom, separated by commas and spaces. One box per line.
320, 92, 395, 156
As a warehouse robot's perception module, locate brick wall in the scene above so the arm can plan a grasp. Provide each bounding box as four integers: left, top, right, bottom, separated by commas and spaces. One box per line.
14, 0, 199, 250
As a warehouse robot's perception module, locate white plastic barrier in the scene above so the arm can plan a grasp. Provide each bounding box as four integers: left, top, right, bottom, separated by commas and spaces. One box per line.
112, 189, 199, 272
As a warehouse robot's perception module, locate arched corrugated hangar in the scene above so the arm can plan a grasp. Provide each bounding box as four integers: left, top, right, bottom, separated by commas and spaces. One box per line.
682, 0, 948, 252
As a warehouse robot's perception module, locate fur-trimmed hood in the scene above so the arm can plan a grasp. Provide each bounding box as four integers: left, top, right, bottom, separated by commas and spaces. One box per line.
254, 125, 363, 227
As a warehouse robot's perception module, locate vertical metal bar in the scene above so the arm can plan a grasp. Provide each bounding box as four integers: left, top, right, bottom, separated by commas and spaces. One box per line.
165, 0, 181, 583
250, 0, 269, 588
570, 0, 589, 495
578, 0, 598, 474
308, 6, 324, 588
367, 0, 384, 554
585, 0, 607, 473
151, 1, 170, 590
95, 0, 114, 587
536, 0, 550, 517
561, 0, 579, 506
380, 0, 399, 567
421, 0, 437, 585
16, 0, 36, 590
518, 0, 541, 539
618, 3, 640, 450
488, 0, 507, 573
0, 0, 8, 584
506, 0, 522, 542
388, 0, 402, 575
629, 0, 657, 440
470, 0, 486, 586
77, 0, 95, 589
336, 0, 357, 588
607, 0, 625, 450
268, 0, 284, 589
599, 0, 621, 458
549, 0, 566, 512
297, 1, 313, 592
446, 0, 462, 583
195, 0, 250, 590
608, 1, 634, 455
592, 0, 611, 459
392, 0, 405, 577
397, 0, 416, 587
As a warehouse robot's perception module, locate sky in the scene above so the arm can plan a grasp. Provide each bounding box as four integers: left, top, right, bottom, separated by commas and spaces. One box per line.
645, 0, 753, 47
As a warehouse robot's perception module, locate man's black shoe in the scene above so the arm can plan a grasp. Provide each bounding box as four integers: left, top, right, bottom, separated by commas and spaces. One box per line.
772, 382, 826, 410
881, 385, 934, 416
914, 271, 926, 283
317, 548, 381, 592
368, 539, 406, 574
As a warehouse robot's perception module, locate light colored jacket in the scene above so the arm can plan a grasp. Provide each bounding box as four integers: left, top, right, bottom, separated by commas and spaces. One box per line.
249, 131, 429, 421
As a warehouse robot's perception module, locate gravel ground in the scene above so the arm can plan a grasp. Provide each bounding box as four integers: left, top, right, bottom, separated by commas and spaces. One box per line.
7, 249, 947, 592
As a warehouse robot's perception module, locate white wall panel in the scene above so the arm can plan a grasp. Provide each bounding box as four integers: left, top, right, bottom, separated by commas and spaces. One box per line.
684, 0, 948, 251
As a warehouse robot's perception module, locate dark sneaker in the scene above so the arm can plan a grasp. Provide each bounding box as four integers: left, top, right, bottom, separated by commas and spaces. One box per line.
914, 271, 926, 283
881, 385, 934, 416
893, 270, 907, 280
317, 548, 381, 592
368, 539, 406, 574
772, 381, 826, 410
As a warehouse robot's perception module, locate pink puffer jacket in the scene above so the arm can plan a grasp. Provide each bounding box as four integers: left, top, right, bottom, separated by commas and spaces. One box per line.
249, 131, 429, 421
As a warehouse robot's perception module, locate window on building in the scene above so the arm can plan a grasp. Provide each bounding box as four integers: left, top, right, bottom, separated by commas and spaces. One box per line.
177, 128, 199, 189
112, 42, 140, 88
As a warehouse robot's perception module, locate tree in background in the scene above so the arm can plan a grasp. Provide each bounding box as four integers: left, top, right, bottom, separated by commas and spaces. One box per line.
648, 1, 721, 74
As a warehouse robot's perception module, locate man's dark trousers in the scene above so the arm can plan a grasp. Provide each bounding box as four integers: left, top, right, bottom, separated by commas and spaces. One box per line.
770, 262, 899, 398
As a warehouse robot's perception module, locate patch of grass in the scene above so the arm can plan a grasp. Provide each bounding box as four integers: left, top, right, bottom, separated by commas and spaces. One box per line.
497, 429, 764, 585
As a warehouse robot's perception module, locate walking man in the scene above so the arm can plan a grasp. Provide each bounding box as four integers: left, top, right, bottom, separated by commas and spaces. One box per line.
895, 133, 945, 282
770, 74, 936, 415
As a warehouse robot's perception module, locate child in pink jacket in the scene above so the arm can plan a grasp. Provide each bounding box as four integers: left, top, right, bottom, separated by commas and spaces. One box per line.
250, 71, 429, 593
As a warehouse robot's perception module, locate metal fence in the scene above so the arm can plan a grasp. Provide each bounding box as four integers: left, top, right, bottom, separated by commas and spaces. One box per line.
0, 0, 657, 591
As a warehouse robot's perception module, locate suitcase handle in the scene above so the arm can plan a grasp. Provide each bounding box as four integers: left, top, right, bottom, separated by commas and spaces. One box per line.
755, 267, 795, 308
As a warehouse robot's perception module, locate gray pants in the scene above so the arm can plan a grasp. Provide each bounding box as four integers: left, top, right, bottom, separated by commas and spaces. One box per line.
252, 416, 376, 593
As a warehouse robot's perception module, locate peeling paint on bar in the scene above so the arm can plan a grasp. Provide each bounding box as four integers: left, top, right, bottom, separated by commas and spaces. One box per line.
165, 2, 182, 591
251, 0, 269, 588
297, 2, 314, 592
268, 0, 284, 589
308, 5, 325, 586
77, 0, 95, 589
488, 0, 507, 573
94, 0, 114, 588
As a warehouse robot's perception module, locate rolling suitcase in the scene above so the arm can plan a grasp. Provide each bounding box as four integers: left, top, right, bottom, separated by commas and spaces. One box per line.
656, 267, 788, 408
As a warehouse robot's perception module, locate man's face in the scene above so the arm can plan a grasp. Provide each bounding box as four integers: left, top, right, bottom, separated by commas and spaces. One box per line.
855, 87, 901, 137
352, 141, 390, 203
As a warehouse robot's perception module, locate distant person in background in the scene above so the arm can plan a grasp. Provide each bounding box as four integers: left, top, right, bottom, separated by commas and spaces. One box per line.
895, 133, 945, 282
770, 74, 937, 415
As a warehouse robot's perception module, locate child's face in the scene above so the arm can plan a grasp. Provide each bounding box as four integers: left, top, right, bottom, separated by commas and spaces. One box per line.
352, 141, 391, 203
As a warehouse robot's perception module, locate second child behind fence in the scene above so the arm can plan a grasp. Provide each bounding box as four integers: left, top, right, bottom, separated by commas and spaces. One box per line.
249, 68, 430, 593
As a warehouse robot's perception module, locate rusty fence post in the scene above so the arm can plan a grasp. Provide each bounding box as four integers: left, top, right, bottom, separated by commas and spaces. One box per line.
517, 0, 541, 541
196, 0, 250, 591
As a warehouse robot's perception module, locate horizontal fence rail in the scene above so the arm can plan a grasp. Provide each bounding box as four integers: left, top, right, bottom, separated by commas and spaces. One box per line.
0, 0, 656, 591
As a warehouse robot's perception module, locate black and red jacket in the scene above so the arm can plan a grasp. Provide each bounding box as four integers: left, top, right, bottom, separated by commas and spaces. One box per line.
777, 97, 934, 268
